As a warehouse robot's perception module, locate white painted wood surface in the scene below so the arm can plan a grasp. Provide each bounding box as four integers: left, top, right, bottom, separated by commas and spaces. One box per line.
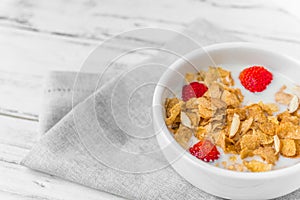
0, 0, 300, 199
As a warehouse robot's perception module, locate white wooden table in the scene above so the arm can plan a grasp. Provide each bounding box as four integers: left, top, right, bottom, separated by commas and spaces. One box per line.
1, 0, 300, 199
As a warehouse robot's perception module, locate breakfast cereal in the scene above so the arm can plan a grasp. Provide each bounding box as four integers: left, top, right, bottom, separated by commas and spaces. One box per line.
275, 85, 293, 105
243, 160, 273, 172
164, 66, 300, 172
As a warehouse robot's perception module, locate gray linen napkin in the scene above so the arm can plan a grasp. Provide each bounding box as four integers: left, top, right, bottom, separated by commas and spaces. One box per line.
21, 19, 245, 200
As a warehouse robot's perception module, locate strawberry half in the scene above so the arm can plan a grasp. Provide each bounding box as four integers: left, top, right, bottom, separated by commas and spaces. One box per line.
182, 82, 208, 101
239, 66, 273, 93
189, 140, 220, 162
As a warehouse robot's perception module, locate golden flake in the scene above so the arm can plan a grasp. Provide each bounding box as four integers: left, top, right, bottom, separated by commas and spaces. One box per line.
174, 125, 192, 149
243, 160, 272, 172
280, 139, 296, 157
275, 85, 293, 105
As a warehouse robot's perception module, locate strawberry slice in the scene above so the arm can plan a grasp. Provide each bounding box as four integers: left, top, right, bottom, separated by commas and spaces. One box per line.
239, 66, 273, 93
182, 82, 208, 101
189, 140, 220, 162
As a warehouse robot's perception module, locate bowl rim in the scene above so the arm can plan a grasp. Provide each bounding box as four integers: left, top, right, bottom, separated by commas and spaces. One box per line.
153, 42, 300, 180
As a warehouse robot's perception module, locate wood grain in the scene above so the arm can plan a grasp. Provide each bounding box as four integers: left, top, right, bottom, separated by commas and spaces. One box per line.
1, 0, 299, 42
0, 0, 300, 199
0, 161, 124, 200
1, 0, 300, 77
0, 0, 300, 117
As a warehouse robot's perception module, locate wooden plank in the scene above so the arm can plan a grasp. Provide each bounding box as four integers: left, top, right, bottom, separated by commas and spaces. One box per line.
0, 115, 38, 151
0, 0, 299, 77
0, 113, 124, 200
0, 0, 186, 39
1, 25, 300, 118
0, 161, 124, 200
0, 70, 42, 117
0, 0, 299, 118
0, 25, 156, 75
0, 0, 299, 44
0, 24, 156, 116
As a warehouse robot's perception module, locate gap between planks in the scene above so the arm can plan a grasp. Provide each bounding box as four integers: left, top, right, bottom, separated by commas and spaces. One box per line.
0, 108, 38, 121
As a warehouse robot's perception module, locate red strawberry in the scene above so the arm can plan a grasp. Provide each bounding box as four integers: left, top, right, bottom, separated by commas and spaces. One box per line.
239, 66, 273, 92
182, 82, 208, 101
189, 140, 220, 162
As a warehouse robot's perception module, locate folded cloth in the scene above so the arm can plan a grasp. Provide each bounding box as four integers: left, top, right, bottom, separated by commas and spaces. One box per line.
21, 19, 244, 199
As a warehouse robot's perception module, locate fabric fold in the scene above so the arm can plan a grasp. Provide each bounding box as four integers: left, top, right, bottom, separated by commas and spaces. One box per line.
22, 19, 244, 200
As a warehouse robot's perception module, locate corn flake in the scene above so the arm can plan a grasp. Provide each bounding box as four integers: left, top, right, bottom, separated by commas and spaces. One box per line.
185, 73, 195, 83
240, 148, 254, 159
198, 97, 213, 119
255, 130, 274, 145
165, 66, 300, 173
185, 98, 199, 110
253, 147, 278, 164
165, 101, 182, 126
275, 85, 293, 105
247, 104, 267, 123
221, 90, 241, 108
277, 122, 300, 140
278, 111, 299, 125
243, 160, 272, 172
165, 98, 179, 117
258, 121, 276, 136
174, 125, 192, 149
240, 134, 260, 150
280, 139, 296, 157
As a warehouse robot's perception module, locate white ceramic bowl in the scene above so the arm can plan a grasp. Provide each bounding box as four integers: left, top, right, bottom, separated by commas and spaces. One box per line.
153, 43, 300, 199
